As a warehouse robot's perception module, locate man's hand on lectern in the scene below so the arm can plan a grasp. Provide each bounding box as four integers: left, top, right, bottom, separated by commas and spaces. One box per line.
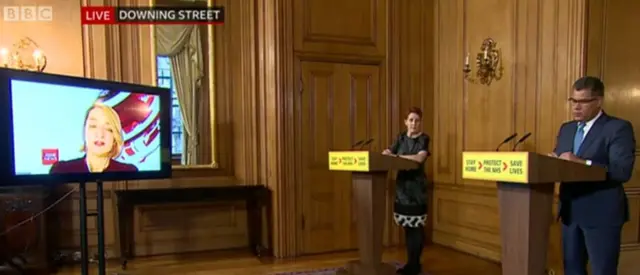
382, 149, 396, 157
559, 152, 585, 164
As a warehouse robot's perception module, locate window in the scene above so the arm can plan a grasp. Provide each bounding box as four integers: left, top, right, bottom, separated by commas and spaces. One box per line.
156, 56, 184, 157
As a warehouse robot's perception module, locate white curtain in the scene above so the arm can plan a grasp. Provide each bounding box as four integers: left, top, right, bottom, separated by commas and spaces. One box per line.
155, 25, 203, 165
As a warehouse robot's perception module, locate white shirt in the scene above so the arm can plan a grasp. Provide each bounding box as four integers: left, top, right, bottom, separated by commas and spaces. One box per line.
580, 110, 603, 138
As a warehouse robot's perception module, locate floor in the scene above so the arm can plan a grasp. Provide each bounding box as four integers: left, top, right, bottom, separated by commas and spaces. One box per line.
54, 245, 502, 275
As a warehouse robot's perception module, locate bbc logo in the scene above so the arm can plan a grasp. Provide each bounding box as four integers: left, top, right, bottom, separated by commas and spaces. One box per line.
3, 6, 53, 22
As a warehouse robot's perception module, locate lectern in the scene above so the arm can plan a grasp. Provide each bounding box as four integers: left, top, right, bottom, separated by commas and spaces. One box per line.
461, 151, 606, 275
328, 151, 419, 275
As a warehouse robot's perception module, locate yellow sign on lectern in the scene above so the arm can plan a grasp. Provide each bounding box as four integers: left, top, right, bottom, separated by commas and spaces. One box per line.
462, 152, 530, 183
328, 151, 371, 171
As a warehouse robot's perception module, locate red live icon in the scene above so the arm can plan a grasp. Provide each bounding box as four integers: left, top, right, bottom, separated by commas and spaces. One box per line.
41, 148, 59, 165
81, 6, 116, 24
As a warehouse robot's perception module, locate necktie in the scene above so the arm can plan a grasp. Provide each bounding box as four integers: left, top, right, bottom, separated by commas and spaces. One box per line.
573, 123, 585, 155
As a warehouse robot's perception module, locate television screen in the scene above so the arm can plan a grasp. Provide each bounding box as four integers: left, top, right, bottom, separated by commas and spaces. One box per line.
0, 68, 172, 185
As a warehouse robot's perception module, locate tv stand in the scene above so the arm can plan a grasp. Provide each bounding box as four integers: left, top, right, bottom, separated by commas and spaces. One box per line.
77, 181, 107, 275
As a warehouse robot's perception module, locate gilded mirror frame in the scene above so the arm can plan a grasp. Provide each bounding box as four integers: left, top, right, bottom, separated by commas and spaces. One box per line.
148, 0, 217, 169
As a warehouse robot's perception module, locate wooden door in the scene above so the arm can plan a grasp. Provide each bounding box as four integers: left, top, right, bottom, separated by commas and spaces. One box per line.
297, 61, 386, 254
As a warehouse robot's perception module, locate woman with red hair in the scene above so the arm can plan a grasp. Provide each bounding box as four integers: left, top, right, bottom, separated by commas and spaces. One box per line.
382, 107, 430, 275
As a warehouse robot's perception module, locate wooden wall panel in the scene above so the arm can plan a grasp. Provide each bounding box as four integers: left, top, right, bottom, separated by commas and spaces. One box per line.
293, 0, 386, 57
462, 0, 515, 157
132, 202, 247, 255
228, 0, 260, 185
254, 0, 295, 257
433, 0, 587, 274
585, 0, 640, 274
389, 0, 434, 244
432, 0, 462, 186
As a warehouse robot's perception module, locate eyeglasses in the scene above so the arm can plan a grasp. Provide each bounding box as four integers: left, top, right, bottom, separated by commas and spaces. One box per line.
568, 97, 597, 104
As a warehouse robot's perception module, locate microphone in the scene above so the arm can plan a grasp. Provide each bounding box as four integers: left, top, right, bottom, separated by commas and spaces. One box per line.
359, 138, 374, 149
511, 132, 531, 151
352, 139, 365, 149
495, 133, 518, 151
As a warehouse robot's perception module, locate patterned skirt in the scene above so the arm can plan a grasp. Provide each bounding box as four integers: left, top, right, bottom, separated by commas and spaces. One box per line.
393, 212, 427, 228
394, 179, 428, 228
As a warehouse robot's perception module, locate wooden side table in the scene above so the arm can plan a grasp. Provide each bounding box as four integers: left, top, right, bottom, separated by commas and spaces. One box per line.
115, 185, 272, 270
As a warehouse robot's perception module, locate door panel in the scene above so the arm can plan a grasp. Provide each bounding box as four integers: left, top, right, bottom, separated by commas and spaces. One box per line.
298, 61, 385, 254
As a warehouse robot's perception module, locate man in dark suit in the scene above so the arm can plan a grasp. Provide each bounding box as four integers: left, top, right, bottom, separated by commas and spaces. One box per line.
551, 76, 636, 275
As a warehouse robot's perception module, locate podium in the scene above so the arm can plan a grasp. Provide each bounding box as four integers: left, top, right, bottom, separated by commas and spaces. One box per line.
328, 151, 419, 275
461, 151, 606, 275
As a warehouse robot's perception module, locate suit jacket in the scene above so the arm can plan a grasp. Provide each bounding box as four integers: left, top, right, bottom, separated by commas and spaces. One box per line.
554, 112, 636, 227
50, 157, 139, 174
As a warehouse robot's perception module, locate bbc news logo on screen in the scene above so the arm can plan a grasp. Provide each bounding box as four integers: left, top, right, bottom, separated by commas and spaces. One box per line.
41, 148, 59, 165
3, 6, 53, 21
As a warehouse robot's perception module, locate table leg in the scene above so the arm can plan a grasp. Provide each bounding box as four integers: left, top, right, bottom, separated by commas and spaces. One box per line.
117, 197, 133, 269
246, 194, 261, 256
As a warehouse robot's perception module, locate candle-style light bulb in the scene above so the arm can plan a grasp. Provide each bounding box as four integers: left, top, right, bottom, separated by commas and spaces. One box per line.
33, 49, 42, 68
0, 48, 8, 67
464, 53, 470, 66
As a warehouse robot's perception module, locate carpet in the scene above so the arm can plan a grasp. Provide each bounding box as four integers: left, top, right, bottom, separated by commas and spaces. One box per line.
271, 262, 430, 275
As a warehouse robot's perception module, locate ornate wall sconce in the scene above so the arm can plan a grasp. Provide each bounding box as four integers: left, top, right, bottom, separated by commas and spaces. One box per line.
0, 37, 47, 72
463, 38, 503, 86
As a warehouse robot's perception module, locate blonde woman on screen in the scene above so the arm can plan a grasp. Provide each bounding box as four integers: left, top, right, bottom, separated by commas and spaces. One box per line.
50, 102, 138, 173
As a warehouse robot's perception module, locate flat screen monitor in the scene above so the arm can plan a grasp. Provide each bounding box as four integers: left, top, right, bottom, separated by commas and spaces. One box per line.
0, 68, 172, 185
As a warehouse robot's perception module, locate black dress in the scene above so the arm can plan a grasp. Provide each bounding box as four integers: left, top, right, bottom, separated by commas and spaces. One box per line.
388, 132, 429, 228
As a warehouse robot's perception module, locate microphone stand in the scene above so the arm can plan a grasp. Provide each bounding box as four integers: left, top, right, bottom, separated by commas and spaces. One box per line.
511, 133, 532, 151
358, 139, 374, 150
495, 134, 518, 151
351, 140, 364, 149
358, 141, 371, 150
